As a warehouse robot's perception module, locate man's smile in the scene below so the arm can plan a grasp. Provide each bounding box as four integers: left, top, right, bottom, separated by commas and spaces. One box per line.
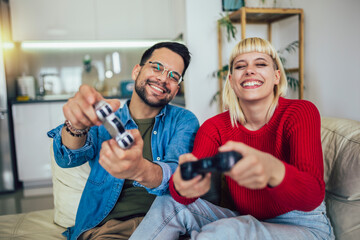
147, 80, 169, 94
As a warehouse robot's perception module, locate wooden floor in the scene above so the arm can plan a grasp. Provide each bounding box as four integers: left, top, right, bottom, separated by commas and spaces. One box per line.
0, 186, 53, 215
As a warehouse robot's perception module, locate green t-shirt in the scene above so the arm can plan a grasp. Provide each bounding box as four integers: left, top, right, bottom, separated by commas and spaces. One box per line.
100, 117, 156, 225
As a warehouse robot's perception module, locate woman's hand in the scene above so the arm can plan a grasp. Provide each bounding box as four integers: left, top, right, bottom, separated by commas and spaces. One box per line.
219, 141, 285, 189
172, 153, 212, 198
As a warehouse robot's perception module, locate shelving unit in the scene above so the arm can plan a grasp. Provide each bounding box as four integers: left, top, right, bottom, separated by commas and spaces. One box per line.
217, 7, 304, 110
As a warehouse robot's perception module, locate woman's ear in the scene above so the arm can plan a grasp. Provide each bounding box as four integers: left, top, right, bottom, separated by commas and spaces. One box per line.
228, 72, 234, 87
131, 64, 141, 81
274, 69, 280, 85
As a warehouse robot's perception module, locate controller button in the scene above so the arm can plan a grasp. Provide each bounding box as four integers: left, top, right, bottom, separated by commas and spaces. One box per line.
121, 139, 129, 148
99, 109, 107, 118
126, 135, 133, 142
105, 104, 113, 114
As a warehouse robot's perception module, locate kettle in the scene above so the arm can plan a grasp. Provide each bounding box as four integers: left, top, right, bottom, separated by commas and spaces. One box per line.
17, 75, 36, 99
39, 73, 62, 96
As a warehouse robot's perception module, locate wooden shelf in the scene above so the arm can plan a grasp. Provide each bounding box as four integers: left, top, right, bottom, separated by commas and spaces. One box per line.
229, 8, 303, 23
285, 68, 299, 73
217, 7, 304, 111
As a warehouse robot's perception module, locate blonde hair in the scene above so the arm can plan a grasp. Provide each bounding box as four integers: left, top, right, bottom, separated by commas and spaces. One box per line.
222, 37, 287, 127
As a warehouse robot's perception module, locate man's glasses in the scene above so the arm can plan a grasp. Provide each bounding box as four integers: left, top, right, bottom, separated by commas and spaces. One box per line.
147, 61, 183, 85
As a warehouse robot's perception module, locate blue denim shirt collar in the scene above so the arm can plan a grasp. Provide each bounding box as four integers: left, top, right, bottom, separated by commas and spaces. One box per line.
120, 99, 167, 127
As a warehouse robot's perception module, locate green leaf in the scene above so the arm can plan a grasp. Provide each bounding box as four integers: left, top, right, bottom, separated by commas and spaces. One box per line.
278, 40, 299, 54
212, 64, 229, 80
218, 14, 237, 42
210, 90, 220, 106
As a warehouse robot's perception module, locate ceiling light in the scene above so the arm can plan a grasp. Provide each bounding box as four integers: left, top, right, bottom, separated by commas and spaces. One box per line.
20, 40, 171, 50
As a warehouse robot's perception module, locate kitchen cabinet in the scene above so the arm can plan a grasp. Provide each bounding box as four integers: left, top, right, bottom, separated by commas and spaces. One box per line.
95, 0, 184, 40
10, 0, 185, 41
12, 101, 66, 187
11, 99, 128, 187
10, 0, 96, 41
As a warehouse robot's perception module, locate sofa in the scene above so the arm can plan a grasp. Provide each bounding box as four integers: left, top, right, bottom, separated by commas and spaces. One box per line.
0, 117, 359, 240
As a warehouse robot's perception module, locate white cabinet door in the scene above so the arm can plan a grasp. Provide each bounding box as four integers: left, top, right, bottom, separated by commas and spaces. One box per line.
49, 102, 66, 129
10, 0, 185, 41
12, 102, 65, 186
95, 0, 184, 40
10, 0, 96, 41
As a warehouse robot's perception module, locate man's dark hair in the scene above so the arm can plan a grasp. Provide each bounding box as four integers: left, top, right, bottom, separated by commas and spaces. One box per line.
139, 42, 191, 77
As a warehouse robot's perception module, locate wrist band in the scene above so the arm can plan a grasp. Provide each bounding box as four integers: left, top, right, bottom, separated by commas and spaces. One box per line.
64, 120, 90, 137
64, 125, 87, 137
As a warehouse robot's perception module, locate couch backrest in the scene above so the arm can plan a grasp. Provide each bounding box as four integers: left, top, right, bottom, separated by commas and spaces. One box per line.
50, 117, 360, 238
321, 117, 360, 240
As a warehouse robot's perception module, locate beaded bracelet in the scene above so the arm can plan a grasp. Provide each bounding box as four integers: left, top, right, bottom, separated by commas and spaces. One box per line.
64, 120, 90, 137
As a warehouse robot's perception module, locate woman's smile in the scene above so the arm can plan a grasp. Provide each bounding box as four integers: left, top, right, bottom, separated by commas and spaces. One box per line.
241, 79, 264, 88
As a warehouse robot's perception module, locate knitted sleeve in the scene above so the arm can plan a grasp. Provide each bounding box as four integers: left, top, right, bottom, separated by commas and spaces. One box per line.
170, 117, 223, 204
266, 100, 325, 211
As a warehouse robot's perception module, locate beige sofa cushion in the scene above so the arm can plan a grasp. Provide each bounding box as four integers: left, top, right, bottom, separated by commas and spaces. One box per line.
0, 209, 65, 239
321, 117, 360, 200
321, 117, 360, 240
50, 142, 90, 228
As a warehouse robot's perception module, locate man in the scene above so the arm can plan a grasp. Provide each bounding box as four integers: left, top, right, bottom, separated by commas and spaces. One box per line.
47, 42, 199, 240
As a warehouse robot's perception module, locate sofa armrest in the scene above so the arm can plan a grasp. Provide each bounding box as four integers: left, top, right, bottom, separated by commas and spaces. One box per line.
321, 117, 360, 240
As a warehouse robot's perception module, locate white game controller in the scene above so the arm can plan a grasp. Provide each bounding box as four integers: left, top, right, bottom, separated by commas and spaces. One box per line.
94, 100, 134, 149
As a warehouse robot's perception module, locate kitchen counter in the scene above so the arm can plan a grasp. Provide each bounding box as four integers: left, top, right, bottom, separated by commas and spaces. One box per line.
11, 98, 69, 104
10, 95, 72, 104
10, 95, 128, 105
10, 95, 185, 106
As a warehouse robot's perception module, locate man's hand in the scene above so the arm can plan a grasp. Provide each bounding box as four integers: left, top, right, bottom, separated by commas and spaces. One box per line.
99, 129, 163, 188
63, 84, 120, 130
61, 84, 121, 149
172, 153, 211, 198
219, 141, 285, 189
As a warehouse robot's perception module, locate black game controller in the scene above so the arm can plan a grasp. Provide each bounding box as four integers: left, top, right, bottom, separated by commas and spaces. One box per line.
94, 100, 134, 149
180, 151, 242, 180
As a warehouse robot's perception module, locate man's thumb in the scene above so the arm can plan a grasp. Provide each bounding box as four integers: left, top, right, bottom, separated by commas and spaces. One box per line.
107, 99, 121, 112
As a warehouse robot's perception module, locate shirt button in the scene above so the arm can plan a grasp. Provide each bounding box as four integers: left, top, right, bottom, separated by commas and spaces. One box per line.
156, 157, 160, 160
153, 131, 157, 135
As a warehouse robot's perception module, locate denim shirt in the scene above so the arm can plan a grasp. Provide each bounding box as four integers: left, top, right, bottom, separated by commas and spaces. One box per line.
47, 101, 199, 240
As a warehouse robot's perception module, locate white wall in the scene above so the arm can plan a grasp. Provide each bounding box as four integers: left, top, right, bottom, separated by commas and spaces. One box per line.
293, 0, 360, 121
184, 0, 360, 123
183, 0, 221, 124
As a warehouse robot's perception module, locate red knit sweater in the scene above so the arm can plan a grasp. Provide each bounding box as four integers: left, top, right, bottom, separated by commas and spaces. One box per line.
169, 97, 325, 220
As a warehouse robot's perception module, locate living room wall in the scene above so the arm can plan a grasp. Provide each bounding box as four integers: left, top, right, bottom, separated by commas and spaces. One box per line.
184, 0, 360, 124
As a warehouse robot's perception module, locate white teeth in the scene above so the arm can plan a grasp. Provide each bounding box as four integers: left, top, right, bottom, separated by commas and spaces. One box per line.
150, 85, 164, 93
242, 81, 262, 87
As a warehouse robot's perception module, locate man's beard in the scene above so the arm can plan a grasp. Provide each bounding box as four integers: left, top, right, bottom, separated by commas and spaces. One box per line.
134, 77, 174, 108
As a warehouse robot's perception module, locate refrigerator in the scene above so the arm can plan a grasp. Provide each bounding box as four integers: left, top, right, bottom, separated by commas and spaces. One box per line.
0, 25, 15, 192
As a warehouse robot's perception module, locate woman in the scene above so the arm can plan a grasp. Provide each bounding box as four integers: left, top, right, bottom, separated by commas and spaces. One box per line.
130, 37, 334, 240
